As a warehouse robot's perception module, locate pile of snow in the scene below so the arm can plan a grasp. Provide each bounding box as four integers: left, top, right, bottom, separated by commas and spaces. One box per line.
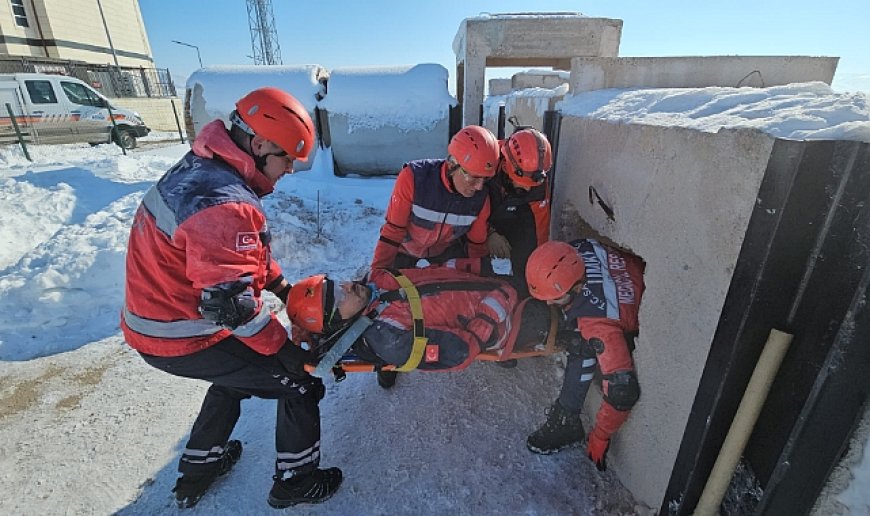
559, 82, 870, 142
320, 63, 456, 133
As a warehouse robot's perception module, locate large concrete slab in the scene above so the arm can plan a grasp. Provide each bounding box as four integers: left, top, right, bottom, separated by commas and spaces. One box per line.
551, 117, 775, 506
570, 56, 839, 92
482, 89, 565, 138
327, 116, 450, 175
453, 14, 622, 125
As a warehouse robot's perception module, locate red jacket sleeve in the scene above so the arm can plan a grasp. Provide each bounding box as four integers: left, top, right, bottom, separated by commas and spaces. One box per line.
465, 196, 491, 259
577, 316, 636, 441
177, 202, 287, 355
371, 167, 415, 269
577, 317, 633, 374
530, 181, 551, 245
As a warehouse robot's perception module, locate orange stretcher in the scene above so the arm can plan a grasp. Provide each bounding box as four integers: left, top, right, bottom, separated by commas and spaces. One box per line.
302, 269, 563, 379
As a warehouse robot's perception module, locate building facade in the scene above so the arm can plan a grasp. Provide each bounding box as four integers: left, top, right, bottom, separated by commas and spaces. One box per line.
0, 0, 152, 68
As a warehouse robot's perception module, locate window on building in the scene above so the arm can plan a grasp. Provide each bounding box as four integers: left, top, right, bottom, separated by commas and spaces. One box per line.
25, 80, 57, 104
10, 0, 29, 28
61, 81, 105, 107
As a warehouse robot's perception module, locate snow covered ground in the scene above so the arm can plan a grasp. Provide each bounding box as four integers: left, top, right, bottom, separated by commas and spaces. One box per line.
1, 83, 868, 515
0, 141, 642, 514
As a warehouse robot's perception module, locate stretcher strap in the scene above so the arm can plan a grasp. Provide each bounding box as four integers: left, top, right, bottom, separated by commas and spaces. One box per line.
388, 269, 428, 372
311, 316, 374, 378
377, 280, 504, 303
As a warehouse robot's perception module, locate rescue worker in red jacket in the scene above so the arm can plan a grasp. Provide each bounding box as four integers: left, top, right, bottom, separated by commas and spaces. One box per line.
370, 124, 500, 387
524, 239, 645, 471
487, 128, 553, 298
286, 266, 521, 373
121, 87, 341, 509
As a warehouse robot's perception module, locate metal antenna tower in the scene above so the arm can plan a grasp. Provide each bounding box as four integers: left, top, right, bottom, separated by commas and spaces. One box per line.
246, 0, 282, 65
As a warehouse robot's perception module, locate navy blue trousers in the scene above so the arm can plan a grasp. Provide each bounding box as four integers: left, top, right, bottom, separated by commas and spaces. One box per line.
140, 337, 324, 479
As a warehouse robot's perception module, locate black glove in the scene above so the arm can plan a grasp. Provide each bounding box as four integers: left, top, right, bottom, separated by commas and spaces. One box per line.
265, 275, 291, 304
276, 339, 312, 377
199, 280, 257, 329
274, 283, 291, 304
276, 341, 325, 401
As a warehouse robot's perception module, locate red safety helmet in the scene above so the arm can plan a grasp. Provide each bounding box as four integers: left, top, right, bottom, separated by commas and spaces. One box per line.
235, 87, 315, 161
526, 241, 586, 301
286, 274, 336, 333
502, 128, 552, 188
448, 125, 500, 177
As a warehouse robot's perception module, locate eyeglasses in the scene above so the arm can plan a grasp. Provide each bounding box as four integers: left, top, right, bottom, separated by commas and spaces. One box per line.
458, 167, 490, 185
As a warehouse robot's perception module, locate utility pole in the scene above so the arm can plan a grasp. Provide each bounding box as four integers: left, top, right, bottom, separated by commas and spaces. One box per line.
246, 0, 282, 65
96, 0, 119, 66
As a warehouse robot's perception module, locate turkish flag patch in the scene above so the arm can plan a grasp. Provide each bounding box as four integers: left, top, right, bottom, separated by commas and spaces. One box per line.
236, 232, 258, 251
424, 344, 439, 363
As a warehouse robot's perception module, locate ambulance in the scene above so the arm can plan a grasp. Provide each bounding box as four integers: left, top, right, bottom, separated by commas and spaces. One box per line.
0, 73, 150, 149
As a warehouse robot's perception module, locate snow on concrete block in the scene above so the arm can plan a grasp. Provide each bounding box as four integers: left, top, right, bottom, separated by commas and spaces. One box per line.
320, 63, 456, 176
185, 64, 327, 170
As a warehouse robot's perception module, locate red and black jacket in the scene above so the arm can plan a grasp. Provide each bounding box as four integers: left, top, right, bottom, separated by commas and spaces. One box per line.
488, 164, 551, 246
121, 120, 287, 357
562, 238, 646, 441
371, 159, 490, 269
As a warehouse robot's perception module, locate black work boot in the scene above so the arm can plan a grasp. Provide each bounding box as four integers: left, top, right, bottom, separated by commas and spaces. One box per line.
268, 467, 343, 508
377, 370, 398, 389
527, 403, 585, 455
173, 440, 243, 508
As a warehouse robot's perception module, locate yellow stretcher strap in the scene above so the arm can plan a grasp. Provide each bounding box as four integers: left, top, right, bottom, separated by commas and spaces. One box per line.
388, 270, 428, 372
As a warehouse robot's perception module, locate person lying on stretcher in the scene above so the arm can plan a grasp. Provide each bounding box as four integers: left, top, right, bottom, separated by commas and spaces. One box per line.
285, 265, 555, 378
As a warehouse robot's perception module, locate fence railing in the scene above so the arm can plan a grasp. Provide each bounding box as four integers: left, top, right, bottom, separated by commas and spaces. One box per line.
0, 56, 176, 98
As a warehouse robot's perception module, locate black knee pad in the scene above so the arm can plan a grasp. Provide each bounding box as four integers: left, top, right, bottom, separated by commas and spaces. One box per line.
588, 337, 606, 355
602, 371, 640, 411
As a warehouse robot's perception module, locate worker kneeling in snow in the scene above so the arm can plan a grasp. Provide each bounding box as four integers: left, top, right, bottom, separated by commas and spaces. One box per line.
286, 265, 552, 377
524, 239, 646, 471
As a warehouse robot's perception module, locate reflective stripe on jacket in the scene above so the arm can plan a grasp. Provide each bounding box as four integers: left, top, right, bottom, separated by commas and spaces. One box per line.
121, 120, 286, 357
371, 159, 490, 269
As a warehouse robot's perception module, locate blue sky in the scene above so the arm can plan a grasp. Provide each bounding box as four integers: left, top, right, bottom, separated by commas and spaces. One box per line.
140, 0, 869, 93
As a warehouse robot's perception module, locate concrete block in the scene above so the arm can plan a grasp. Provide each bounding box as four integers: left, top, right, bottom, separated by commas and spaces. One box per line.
320, 64, 455, 176
454, 13, 622, 125
570, 56, 839, 92
488, 78, 512, 96
512, 70, 569, 90
552, 116, 775, 506
328, 116, 450, 175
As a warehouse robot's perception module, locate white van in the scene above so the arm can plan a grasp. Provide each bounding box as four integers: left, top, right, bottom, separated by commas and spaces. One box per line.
0, 73, 150, 149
